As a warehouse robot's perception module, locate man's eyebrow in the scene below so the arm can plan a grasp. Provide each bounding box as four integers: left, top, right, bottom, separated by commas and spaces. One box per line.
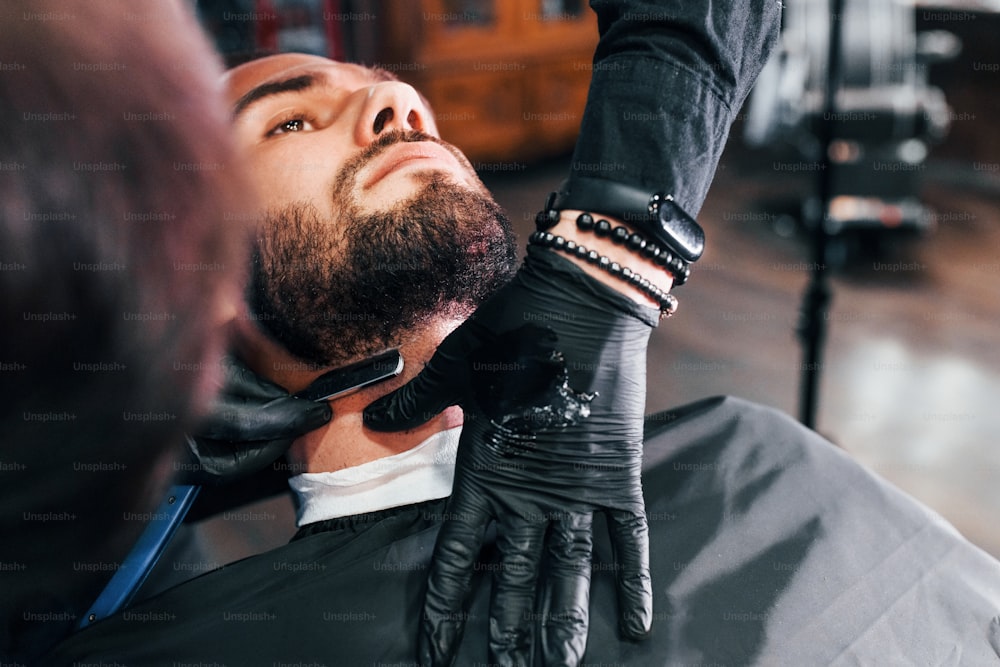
232, 74, 316, 119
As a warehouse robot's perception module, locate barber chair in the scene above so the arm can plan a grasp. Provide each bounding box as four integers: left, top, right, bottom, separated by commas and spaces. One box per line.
744, 0, 959, 265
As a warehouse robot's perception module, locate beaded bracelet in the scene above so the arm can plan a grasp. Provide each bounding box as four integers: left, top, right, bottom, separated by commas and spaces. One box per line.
529, 230, 678, 319
535, 209, 690, 286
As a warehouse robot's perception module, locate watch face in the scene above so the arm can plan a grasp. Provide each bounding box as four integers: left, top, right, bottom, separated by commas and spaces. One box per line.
656, 198, 705, 262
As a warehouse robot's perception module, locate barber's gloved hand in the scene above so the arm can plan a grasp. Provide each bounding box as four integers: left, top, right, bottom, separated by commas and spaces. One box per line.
364, 246, 659, 667
181, 355, 332, 484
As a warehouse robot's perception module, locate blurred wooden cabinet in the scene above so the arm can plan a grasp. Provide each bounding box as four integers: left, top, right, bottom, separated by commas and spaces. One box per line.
375, 0, 598, 163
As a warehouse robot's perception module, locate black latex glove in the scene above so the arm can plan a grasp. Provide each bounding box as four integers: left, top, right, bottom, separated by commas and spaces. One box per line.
364, 247, 660, 666
181, 355, 332, 484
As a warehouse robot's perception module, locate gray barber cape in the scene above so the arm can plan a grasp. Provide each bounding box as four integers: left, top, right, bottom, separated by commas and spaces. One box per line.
41, 396, 1000, 665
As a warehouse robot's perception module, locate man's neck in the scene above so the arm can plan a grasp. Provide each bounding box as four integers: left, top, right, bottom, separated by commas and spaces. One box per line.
233, 316, 464, 474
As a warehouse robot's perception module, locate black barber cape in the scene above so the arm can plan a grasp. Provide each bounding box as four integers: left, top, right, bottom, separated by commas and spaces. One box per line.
41, 397, 1000, 665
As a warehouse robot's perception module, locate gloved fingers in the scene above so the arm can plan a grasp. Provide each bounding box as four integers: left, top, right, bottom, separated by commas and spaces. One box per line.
364, 315, 495, 432
363, 369, 460, 433
605, 509, 653, 640
216, 354, 292, 400
540, 512, 594, 667
488, 517, 548, 667
196, 393, 332, 442
181, 435, 294, 483
420, 502, 492, 667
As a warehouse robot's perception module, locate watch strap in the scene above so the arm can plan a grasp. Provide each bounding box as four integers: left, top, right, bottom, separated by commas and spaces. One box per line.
548, 176, 705, 263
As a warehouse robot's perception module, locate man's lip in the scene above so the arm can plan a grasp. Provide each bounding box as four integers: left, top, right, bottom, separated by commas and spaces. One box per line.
361, 142, 459, 189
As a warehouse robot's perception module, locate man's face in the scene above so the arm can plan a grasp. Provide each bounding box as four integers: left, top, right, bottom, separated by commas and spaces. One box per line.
224, 54, 516, 366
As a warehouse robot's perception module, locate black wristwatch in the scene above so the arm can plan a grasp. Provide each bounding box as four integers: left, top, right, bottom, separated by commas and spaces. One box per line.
540, 176, 705, 267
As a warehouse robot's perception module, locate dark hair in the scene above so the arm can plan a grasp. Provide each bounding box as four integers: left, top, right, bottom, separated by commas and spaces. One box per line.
0, 0, 251, 658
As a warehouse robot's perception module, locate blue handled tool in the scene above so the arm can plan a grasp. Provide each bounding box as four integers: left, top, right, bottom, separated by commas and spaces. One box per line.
78, 484, 200, 628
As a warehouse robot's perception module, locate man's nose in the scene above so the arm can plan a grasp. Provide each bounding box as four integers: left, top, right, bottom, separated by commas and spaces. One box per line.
354, 82, 433, 145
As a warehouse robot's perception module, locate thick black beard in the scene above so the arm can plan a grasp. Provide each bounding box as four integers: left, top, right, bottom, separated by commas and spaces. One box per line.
248, 170, 517, 367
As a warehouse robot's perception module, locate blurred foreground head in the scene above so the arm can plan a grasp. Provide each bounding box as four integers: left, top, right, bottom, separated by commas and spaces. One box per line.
0, 0, 250, 658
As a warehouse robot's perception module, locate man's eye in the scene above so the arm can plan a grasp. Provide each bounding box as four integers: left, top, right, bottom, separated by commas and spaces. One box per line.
268, 116, 314, 137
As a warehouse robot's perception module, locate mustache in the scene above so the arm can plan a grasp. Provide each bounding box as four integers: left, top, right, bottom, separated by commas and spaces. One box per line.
357, 129, 442, 164
332, 130, 476, 198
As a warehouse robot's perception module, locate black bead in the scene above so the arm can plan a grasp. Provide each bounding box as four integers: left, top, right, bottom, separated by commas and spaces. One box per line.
576, 212, 595, 231
575, 245, 589, 259
655, 250, 670, 266
678, 265, 691, 285
594, 218, 612, 237
535, 209, 559, 230
587, 250, 601, 263
542, 232, 555, 245
565, 240, 577, 252
609, 262, 622, 276
627, 233, 646, 251
642, 243, 659, 259
553, 235, 566, 250
598, 255, 611, 268
622, 267, 633, 280
611, 226, 629, 244
662, 294, 678, 315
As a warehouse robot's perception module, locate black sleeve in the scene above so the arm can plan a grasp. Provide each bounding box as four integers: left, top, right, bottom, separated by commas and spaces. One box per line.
570, 0, 782, 216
